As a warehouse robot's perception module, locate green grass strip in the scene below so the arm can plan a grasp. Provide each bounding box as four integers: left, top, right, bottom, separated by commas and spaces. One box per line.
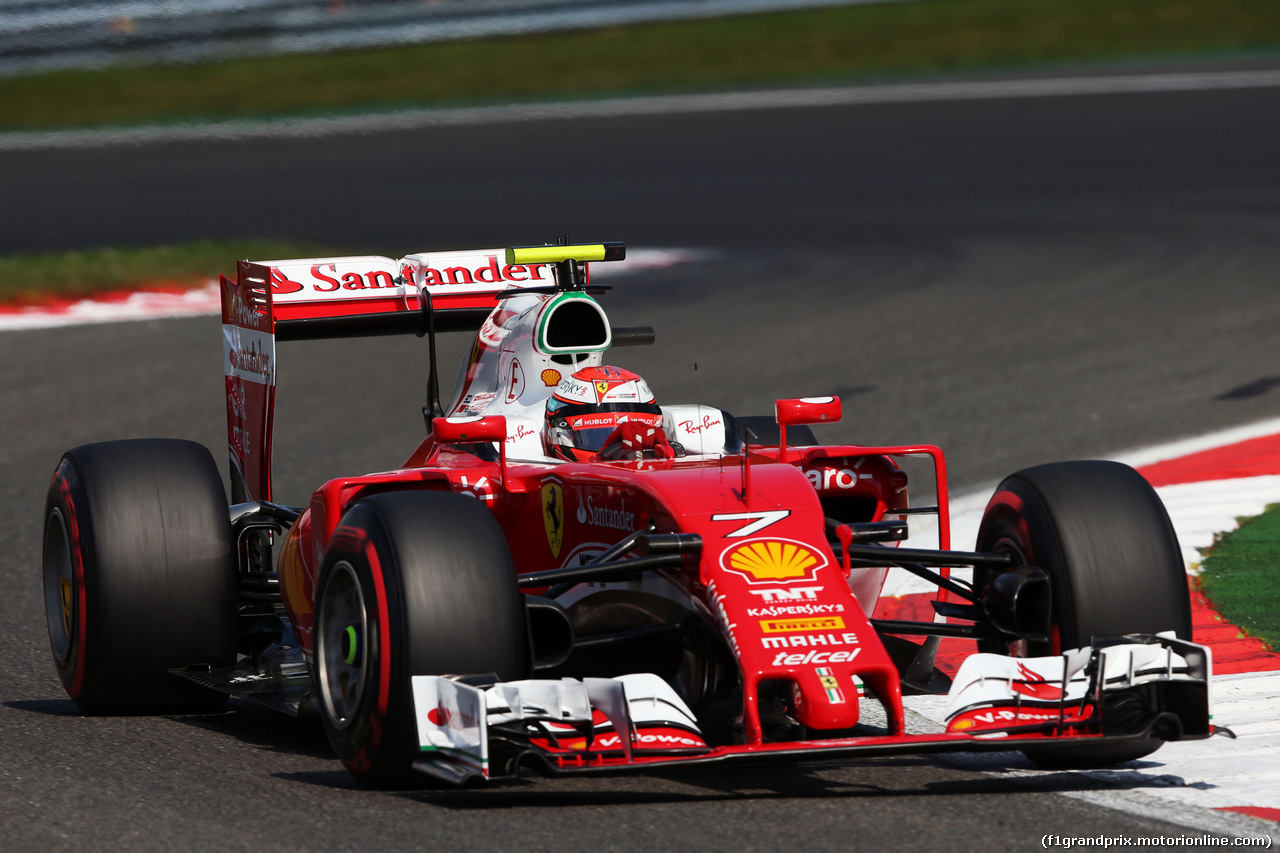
2, 0, 1279, 133
1200, 503, 1280, 651
0, 240, 339, 305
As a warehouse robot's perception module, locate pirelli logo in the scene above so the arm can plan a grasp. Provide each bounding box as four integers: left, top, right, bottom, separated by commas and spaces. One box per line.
759, 616, 846, 633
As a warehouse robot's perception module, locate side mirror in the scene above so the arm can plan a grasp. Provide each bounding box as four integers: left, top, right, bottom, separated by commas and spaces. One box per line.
433, 416, 510, 489
775, 397, 842, 427
432, 415, 507, 444
774, 397, 841, 458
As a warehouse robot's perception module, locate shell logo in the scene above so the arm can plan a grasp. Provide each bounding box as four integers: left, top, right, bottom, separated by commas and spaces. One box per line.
720, 538, 827, 583
541, 368, 561, 387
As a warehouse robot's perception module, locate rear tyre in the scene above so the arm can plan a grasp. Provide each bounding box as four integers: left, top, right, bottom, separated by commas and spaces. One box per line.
43, 439, 236, 714
975, 460, 1191, 767
313, 491, 529, 787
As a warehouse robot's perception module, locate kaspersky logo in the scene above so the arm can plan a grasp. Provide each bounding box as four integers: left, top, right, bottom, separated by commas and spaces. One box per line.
720, 538, 827, 584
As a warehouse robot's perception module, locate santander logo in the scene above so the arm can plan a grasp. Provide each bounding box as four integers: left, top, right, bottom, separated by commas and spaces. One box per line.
1011, 662, 1064, 700
269, 267, 304, 295
410, 255, 550, 287
227, 340, 271, 378
266, 254, 553, 301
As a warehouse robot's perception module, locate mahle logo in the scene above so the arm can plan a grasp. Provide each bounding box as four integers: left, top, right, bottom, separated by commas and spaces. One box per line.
720, 538, 827, 583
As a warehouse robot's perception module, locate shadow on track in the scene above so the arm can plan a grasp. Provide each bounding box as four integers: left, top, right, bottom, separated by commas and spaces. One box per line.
1216, 377, 1280, 401
267, 753, 1209, 807
8, 695, 338, 759
172, 700, 334, 758
6, 698, 85, 716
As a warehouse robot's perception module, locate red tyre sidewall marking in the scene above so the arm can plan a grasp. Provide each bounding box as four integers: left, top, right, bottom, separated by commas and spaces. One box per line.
988, 490, 1029, 544
362, 539, 393, 739
990, 490, 1024, 513
54, 471, 88, 699
987, 489, 1060, 652
986, 490, 1035, 566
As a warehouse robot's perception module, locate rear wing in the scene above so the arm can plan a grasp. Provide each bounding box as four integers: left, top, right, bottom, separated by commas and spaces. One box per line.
221, 248, 543, 502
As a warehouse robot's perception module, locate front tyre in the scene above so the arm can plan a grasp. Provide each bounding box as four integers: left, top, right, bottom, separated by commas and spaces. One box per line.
43, 439, 236, 714
314, 491, 529, 787
975, 460, 1191, 767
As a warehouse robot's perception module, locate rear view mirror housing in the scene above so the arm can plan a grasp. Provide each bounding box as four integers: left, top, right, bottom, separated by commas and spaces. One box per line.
774, 397, 842, 457
432, 416, 513, 490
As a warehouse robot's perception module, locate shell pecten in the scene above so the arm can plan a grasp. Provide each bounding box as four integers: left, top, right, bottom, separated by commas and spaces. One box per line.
725, 539, 820, 581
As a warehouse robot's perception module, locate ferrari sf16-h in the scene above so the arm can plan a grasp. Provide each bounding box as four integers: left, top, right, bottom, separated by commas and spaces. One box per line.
42, 242, 1216, 786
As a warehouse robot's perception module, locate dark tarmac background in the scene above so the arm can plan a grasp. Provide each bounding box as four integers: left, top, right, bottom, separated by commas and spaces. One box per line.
2, 62, 1279, 850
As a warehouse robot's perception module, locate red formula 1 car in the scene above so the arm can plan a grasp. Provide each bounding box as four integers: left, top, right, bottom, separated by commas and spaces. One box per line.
42, 242, 1215, 786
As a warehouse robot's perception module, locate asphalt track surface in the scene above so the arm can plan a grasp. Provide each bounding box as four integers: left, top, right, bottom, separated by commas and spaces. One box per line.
3, 59, 1280, 850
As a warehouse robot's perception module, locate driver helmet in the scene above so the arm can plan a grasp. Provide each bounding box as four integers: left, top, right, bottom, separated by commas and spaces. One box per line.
544, 365, 661, 462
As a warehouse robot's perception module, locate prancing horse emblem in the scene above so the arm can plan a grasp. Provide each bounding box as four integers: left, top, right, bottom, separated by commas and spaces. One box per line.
542, 479, 564, 558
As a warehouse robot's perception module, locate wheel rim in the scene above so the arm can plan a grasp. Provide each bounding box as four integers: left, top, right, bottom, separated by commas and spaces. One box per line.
43, 509, 74, 664
317, 561, 369, 729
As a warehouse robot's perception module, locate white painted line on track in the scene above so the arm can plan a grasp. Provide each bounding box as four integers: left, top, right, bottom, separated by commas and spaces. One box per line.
1155, 475, 1280, 571
1056, 788, 1277, 841
4, 69, 1279, 151
929, 746, 1280, 840
1111, 416, 1280, 469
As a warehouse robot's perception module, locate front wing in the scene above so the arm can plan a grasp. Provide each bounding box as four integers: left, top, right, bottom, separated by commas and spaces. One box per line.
411, 634, 1215, 785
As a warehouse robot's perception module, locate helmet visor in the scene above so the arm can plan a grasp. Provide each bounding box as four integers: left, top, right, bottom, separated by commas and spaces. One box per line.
546, 402, 663, 453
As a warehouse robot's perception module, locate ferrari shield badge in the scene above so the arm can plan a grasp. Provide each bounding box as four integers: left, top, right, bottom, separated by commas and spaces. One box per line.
542, 479, 564, 558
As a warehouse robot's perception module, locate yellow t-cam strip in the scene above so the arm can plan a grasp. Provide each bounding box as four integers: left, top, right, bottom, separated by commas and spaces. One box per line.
505, 242, 626, 266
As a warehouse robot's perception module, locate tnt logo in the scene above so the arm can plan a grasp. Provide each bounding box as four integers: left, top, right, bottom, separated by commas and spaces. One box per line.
748, 586, 823, 602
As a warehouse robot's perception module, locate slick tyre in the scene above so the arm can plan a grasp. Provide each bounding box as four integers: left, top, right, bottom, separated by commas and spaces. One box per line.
43, 439, 236, 714
975, 460, 1191, 768
314, 491, 530, 787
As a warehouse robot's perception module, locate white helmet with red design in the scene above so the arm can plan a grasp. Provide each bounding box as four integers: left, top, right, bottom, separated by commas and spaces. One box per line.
544, 365, 663, 461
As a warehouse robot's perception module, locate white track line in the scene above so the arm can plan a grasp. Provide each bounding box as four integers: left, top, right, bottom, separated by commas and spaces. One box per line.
1111, 417, 1280, 469
3, 69, 1279, 151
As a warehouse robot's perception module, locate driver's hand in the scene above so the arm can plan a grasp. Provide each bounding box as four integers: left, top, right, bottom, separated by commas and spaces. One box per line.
596, 422, 675, 461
